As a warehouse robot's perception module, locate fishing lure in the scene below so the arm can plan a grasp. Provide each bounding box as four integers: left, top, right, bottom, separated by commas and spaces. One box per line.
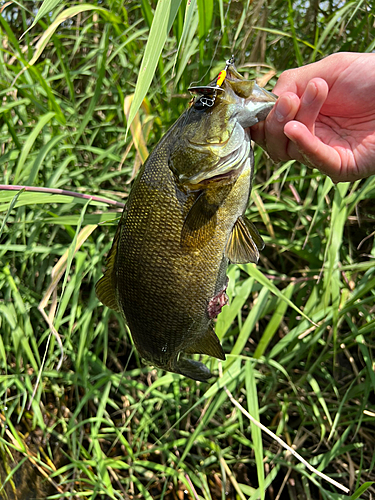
216, 55, 235, 88
188, 56, 235, 108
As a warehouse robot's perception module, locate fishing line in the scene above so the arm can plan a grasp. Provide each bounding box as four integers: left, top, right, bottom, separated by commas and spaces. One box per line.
189, 0, 233, 87
206, 0, 233, 78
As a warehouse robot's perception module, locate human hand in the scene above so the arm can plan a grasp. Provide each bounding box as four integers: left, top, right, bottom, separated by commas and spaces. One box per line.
251, 52, 375, 182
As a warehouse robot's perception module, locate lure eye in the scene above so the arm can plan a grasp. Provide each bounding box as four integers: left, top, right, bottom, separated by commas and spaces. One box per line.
188, 83, 225, 111
194, 96, 215, 110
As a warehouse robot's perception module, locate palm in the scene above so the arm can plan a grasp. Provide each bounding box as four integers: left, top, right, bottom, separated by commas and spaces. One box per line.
314, 114, 375, 177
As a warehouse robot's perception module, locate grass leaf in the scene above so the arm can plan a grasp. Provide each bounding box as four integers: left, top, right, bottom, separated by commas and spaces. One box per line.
126, 0, 182, 133
27, 4, 109, 67
20, 0, 63, 38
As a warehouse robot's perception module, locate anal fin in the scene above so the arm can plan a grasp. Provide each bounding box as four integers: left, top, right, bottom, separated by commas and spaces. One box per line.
225, 216, 264, 264
185, 326, 225, 360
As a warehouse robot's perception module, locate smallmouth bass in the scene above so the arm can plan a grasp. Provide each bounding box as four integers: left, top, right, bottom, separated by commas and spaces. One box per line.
96, 61, 276, 381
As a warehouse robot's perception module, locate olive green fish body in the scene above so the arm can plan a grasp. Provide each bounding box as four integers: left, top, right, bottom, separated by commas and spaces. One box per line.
96, 64, 277, 381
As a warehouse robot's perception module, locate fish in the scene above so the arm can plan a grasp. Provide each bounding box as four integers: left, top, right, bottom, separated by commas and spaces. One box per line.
96, 60, 277, 382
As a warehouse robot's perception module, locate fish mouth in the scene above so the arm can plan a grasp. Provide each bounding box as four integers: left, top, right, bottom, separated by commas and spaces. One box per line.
235, 84, 277, 128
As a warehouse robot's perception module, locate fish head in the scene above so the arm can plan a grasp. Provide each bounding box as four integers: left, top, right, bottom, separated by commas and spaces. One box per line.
169, 63, 277, 189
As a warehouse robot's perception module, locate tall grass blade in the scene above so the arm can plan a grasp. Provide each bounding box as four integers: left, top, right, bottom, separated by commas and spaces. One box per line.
310, 2, 356, 61
174, 0, 199, 83
14, 112, 55, 184
240, 264, 317, 326
126, 0, 182, 133
245, 361, 265, 500
253, 282, 295, 359
20, 0, 63, 38
26, 4, 108, 67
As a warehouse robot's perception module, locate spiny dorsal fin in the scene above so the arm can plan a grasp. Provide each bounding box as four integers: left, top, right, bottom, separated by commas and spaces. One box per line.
225, 216, 264, 264
185, 326, 225, 360
95, 223, 121, 312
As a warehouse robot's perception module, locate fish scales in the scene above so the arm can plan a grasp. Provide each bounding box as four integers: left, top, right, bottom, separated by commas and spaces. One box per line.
96, 62, 277, 381
117, 141, 234, 354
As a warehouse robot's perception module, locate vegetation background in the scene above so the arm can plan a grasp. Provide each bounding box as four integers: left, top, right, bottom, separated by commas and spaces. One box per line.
1, 0, 375, 498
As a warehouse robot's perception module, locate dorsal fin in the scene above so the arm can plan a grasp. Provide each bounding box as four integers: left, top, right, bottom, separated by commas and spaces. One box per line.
225, 216, 264, 264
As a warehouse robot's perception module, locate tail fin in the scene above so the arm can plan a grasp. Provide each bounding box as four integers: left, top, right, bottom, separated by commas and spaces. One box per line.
174, 357, 215, 382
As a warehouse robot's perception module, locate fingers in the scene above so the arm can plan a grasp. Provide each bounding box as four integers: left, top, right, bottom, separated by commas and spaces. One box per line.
252, 75, 349, 182
283, 121, 342, 181
284, 78, 329, 162
271, 55, 352, 96
251, 92, 300, 161
267, 93, 300, 162
293, 78, 328, 133
279, 78, 343, 181
252, 77, 330, 165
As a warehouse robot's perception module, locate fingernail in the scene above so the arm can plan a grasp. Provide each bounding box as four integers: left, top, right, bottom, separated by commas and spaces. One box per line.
284, 122, 298, 143
302, 82, 318, 105
275, 97, 290, 122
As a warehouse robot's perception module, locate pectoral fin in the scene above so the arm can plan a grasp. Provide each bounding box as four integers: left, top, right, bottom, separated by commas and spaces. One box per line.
95, 223, 121, 312
225, 216, 265, 264
180, 192, 218, 248
185, 326, 225, 360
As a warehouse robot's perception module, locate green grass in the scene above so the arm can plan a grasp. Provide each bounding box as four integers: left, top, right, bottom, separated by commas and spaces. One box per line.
1, 0, 375, 498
